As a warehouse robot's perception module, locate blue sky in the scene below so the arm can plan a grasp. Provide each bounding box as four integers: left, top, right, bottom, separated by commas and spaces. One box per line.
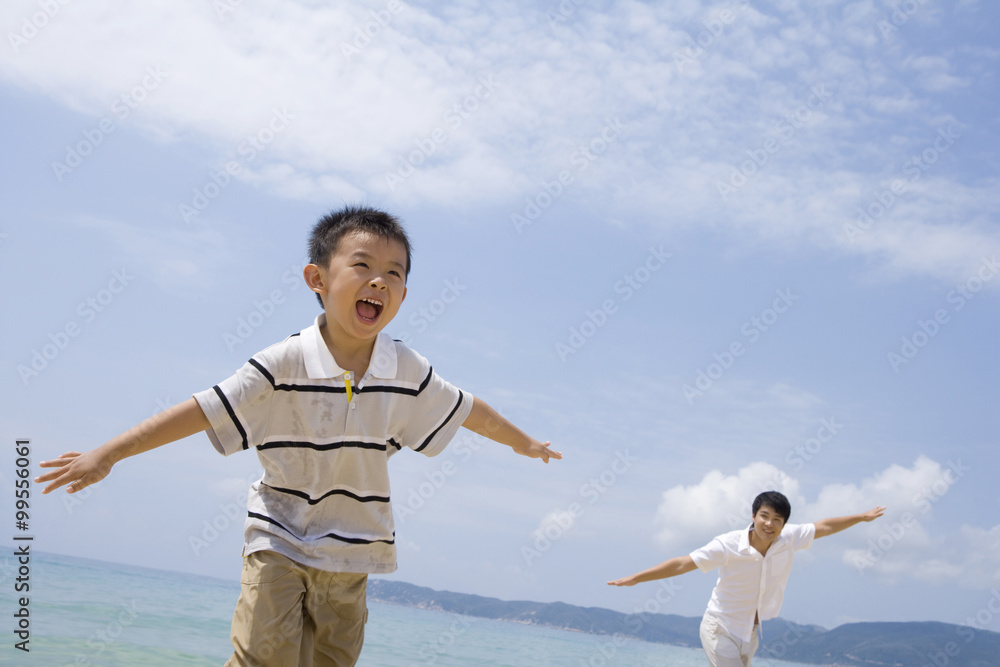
1, 0, 998, 634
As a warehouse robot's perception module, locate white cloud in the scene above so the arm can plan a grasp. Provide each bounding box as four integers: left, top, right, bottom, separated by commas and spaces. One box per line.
654, 461, 804, 549
903, 55, 969, 92
842, 518, 999, 588
802, 454, 953, 521
532, 509, 579, 541
396, 538, 421, 554
68, 214, 239, 294
2, 0, 996, 280
954, 525, 1000, 586
210, 476, 253, 501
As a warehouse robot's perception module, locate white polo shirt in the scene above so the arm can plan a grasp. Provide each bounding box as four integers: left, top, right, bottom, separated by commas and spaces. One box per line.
690, 523, 815, 643
194, 314, 473, 574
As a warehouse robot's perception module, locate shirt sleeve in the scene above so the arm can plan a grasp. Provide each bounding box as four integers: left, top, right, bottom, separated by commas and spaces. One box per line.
690, 536, 728, 573
193, 355, 275, 456
398, 363, 474, 458
788, 523, 816, 551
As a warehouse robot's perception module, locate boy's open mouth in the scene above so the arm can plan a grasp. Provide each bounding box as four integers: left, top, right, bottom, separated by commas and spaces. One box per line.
356, 298, 384, 323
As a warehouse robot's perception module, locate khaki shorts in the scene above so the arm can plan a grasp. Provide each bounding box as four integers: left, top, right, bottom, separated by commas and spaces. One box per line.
700, 614, 760, 667
225, 550, 369, 667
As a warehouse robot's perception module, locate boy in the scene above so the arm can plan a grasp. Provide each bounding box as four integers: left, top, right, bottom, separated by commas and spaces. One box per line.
608, 491, 884, 667
37, 205, 562, 667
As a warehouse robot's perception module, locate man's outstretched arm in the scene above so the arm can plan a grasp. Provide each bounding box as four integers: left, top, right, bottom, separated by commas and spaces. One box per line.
607, 555, 698, 586
814, 505, 886, 538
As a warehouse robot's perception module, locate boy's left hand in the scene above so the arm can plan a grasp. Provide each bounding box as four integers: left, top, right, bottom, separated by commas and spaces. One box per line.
514, 439, 562, 463
461, 398, 562, 463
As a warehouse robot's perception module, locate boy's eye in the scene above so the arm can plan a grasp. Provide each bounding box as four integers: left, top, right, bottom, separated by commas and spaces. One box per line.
354, 262, 369, 269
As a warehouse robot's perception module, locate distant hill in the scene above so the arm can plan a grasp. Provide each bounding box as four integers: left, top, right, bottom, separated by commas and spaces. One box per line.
767, 620, 1000, 667
368, 579, 1000, 667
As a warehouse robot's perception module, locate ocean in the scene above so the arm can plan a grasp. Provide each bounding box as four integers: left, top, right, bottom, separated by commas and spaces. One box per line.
0, 551, 813, 666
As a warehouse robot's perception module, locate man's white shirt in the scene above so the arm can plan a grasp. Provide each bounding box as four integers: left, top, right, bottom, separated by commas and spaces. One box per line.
690, 523, 816, 643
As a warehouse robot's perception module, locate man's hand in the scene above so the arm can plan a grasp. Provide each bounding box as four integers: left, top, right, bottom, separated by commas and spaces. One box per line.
814, 505, 887, 538
607, 575, 638, 587
859, 505, 887, 522
607, 556, 697, 586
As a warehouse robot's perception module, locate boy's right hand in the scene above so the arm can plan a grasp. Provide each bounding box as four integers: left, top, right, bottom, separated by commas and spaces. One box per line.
512, 438, 563, 464
34, 398, 210, 496
36, 450, 114, 495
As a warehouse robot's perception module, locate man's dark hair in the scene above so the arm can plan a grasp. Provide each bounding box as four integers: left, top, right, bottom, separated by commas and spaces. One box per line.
308, 205, 412, 307
752, 491, 791, 523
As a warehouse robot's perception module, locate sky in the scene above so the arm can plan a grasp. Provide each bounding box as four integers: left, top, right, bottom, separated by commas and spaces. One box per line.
1, 0, 998, 636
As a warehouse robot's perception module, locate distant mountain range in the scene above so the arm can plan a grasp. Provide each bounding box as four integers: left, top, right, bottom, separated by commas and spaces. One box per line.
368, 579, 1000, 667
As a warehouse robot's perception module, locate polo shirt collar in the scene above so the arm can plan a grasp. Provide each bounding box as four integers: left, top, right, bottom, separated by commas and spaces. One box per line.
301, 313, 398, 380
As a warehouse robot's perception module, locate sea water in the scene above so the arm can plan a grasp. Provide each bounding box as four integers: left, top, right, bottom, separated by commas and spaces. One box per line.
0, 551, 812, 666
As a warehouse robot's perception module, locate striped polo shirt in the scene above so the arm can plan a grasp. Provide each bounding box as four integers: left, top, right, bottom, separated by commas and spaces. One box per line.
193, 314, 473, 574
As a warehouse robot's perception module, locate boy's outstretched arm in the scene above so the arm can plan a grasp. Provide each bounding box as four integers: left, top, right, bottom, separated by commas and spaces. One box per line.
607, 555, 698, 586
814, 505, 886, 538
462, 397, 562, 463
35, 398, 210, 495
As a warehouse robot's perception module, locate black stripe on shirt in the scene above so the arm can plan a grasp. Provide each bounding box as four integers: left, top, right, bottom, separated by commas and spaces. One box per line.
248, 358, 275, 385
257, 440, 388, 452
213, 385, 249, 450
415, 389, 467, 453
276, 383, 351, 394
248, 511, 395, 545
249, 357, 350, 394
418, 366, 433, 393
359, 368, 432, 396
248, 358, 433, 397
262, 482, 389, 504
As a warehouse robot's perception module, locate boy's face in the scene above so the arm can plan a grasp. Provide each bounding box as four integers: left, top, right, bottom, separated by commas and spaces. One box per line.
311, 230, 408, 344
751, 504, 786, 544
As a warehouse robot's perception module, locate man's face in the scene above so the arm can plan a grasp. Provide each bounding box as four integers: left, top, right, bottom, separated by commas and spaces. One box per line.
752, 504, 787, 545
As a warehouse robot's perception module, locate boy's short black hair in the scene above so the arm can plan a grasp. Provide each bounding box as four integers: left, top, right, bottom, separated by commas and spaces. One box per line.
308, 205, 412, 307
752, 491, 791, 523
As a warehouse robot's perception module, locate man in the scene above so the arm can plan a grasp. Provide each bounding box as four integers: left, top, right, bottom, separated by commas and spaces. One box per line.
608, 491, 885, 666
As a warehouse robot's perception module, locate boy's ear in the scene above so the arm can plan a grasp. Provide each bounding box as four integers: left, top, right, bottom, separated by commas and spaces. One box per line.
303, 264, 326, 296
